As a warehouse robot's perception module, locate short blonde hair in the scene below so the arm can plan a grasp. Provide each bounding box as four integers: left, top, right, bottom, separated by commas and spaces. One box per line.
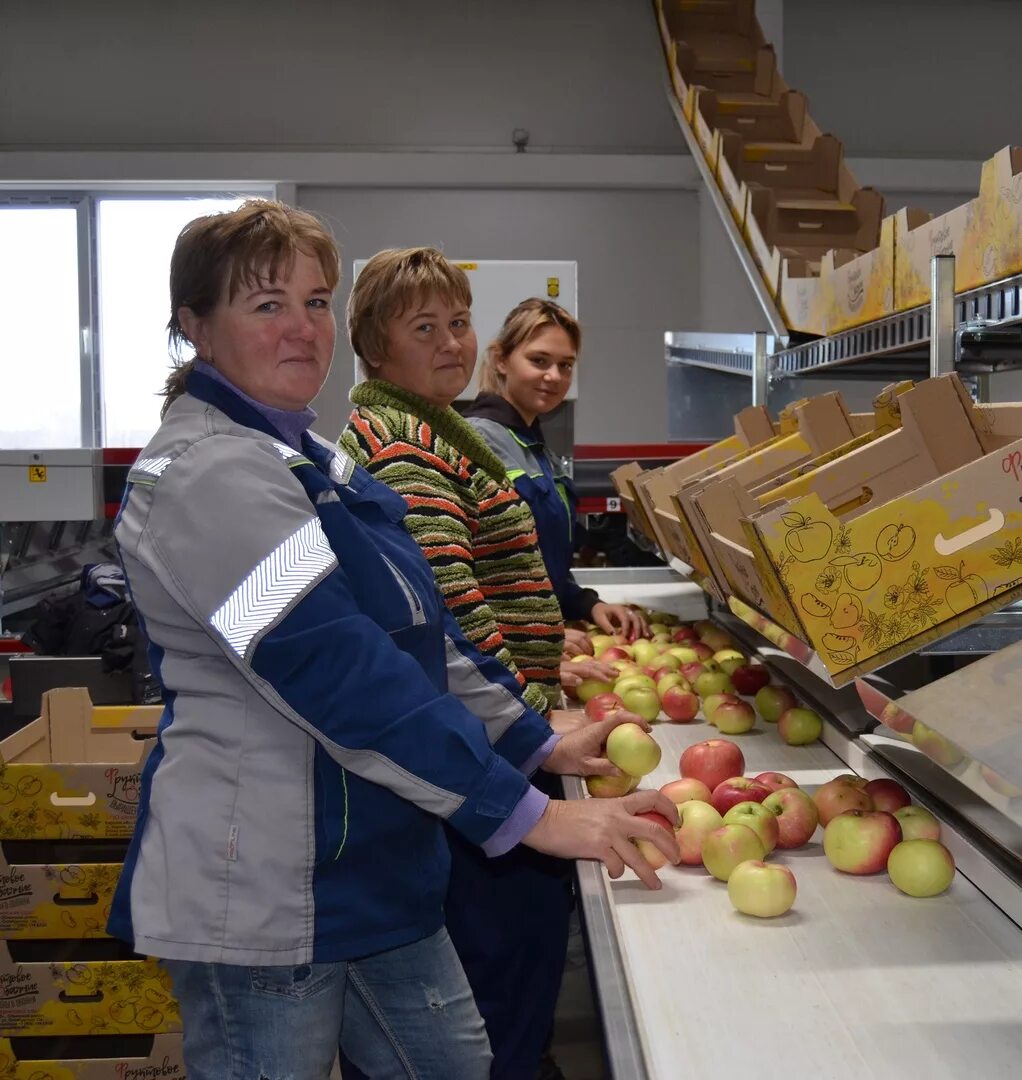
479, 298, 582, 394
347, 248, 473, 376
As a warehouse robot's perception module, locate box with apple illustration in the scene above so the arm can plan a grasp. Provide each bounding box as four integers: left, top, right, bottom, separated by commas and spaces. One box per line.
0, 943, 180, 1037
0, 846, 120, 941
0, 1033, 185, 1079
714, 374, 1022, 683
0, 689, 161, 841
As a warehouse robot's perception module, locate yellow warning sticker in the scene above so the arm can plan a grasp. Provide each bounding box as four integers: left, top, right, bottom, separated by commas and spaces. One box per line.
547, 277, 560, 298
454, 262, 478, 271
28, 465, 47, 483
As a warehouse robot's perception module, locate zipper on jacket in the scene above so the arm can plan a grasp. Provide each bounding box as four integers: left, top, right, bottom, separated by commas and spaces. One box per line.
381, 555, 427, 626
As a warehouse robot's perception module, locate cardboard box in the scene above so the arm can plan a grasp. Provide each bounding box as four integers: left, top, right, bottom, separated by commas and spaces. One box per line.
893, 204, 971, 311
0, 849, 120, 940
958, 145, 1022, 292
0, 943, 180, 1037
823, 214, 899, 333
609, 463, 659, 543
0, 690, 160, 841
777, 256, 827, 336
724, 375, 1022, 683
0, 1033, 185, 1079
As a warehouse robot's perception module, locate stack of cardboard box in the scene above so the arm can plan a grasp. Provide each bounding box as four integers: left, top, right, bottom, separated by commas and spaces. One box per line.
0, 689, 185, 1078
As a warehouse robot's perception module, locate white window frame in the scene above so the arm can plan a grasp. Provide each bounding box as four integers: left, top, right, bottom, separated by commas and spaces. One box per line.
0, 184, 275, 447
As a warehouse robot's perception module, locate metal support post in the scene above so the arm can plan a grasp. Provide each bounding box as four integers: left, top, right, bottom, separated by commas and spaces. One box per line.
974, 374, 991, 403
752, 332, 769, 407
930, 255, 956, 378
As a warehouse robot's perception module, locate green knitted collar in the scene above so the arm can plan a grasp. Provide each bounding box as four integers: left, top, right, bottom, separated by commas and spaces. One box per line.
350, 379, 508, 483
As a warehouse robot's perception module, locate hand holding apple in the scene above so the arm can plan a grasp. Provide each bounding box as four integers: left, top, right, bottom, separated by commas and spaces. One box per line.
674, 800, 725, 864
545, 713, 652, 778
605, 722, 662, 777
585, 773, 639, 798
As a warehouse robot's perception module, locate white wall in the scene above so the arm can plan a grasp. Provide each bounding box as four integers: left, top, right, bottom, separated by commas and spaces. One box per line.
299, 185, 698, 443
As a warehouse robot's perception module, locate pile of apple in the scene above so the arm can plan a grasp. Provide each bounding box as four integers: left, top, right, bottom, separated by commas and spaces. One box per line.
588, 730, 956, 917
574, 615, 824, 746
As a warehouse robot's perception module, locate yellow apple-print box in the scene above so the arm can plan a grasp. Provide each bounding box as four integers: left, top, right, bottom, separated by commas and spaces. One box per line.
751, 441, 1022, 676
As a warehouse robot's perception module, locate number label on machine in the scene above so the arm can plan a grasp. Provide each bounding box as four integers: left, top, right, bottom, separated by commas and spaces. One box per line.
606, 497, 621, 512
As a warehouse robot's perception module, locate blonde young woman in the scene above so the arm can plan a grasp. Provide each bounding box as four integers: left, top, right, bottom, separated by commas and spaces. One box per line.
464, 298, 648, 645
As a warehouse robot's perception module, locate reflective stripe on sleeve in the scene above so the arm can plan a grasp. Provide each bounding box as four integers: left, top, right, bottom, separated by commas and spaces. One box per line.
211, 518, 337, 658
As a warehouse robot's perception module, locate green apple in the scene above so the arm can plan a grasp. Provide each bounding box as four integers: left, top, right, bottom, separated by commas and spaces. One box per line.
701, 823, 766, 881
893, 805, 941, 842
887, 839, 955, 897
778, 707, 823, 746
606, 722, 662, 777
668, 647, 701, 664
727, 860, 797, 917
614, 674, 657, 697
713, 649, 747, 676
656, 673, 689, 697
714, 701, 756, 735
585, 773, 639, 798
619, 685, 662, 723
754, 685, 797, 723
589, 635, 616, 656
694, 671, 734, 699
576, 677, 615, 704
722, 801, 779, 853
630, 640, 660, 667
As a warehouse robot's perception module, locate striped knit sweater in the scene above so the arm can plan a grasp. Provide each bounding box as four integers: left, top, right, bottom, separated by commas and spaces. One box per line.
340, 380, 564, 714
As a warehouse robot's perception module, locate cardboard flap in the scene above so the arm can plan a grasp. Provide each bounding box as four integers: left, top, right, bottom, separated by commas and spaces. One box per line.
733, 405, 774, 445
0, 716, 49, 766
898, 373, 983, 475
794, 392, 854, 455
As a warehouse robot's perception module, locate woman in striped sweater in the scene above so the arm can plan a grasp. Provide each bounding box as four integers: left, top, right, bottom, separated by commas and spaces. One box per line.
339, 249, 578, 1080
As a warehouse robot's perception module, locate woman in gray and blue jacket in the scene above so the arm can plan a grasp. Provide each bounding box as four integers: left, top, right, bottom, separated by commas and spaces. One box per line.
108, 203, 678, 1080
465, 299, 648, 649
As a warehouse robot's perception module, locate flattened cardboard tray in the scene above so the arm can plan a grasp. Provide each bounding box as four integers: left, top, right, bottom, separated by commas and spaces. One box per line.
856, 663, 1022, 828
0, 1034, 184, 1079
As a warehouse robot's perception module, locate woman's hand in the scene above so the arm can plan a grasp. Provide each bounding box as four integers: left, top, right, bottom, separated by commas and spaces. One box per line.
548, 709, 589, 736
542, 710, 646, 777
562, 627, 595, 660
590, 602, 648, 642
560, 657, 619, 690
521, 789, 680, 890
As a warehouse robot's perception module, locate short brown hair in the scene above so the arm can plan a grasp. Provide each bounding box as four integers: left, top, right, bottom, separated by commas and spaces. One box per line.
478, 298, 582, 394
347, 248, 472, 376
161, 199, 340, 416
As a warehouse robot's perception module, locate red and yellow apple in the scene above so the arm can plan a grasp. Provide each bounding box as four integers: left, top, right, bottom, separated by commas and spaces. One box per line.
584, 692, 625, 723
754, 771, 798, 793
754, 685, 797, 723
713, 649, 747, 675
632, 810, 676, 870
656, 672, 689, 698
585, 773, 640, 798
576, 676, 616, 704
702, 692, 739, 725
864, 778, 911, 813
778, 707, 823, 746
702, 824, 767, 881
681, 740, 745, 793
694, 670, 735, 699
727, 860, 797, 917
711, 776, 772, 816
606, 723, 662, 777
619, 685, 662, 723
660, 777, 713, 806
714, 700, 756, 735
813, 776, 873, 826
893, 805, 941, 842
674, 799, 724, 864
660, 686, 700, 723
763, 787, 819, 849
823, 810, 902, 874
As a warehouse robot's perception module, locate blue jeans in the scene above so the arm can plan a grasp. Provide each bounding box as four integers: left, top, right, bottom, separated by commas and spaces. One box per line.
164, 928, 492, 1080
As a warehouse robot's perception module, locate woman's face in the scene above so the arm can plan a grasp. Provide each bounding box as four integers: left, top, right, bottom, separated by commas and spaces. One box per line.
498, 324, 576, 424
373, 292, 477, 408
181, 251, 336, 410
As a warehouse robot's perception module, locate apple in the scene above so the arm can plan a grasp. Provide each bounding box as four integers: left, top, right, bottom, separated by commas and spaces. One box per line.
606, 722, 662, 777
576, 677, 616, 704
660, 777, 713, 806
694, 619, 715, 639
614, 673, 657, 695
674, 799, 725, 864
619, 685, 662, 723
823, 810, 902, 874
589, 635, 615, 656
672, 626, 698, 643
711, 777, 772, 816
650, 633, 672, 646
609, 660, 640, 676
754, 685, 797, 723
630, 640, 660, 668
680, 661, 709, 684
893, 805, 941, 842
656, 673, 689, 698
813, 777, 873, 826
702, 692, 739, 726
754, 771, 798, 792
680, 740, 745, 793
652, 654, 681, 673
714, 701, 756, 735
911, 720, 965, 769
701, 824, 766, 881
730, 664, 771, 696
778, 707, 823, 746
585, 773, 639, 798
669, 647, 701, 665
722, 801, 779, 854
632, 810, 675, 871
864, 778, 911, 813
699, 628, 733, 653
713, 649, 747, 675
584, 692, 625, 723
887, 839, 955, 897
601, 646, 634, 663
689, 642, 715, 661
763, 788, 819, 849
660, 686, 700, 723
728, 860, 797, 917
694, 671, 735, 699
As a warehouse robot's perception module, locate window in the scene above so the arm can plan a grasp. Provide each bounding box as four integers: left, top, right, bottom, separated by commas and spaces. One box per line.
0, 190, 264, 451
0, 206, 82, 449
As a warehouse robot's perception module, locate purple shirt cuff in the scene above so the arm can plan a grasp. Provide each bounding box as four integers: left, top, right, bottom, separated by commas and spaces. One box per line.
481, 785, 550, 858
520, 733, 560, 778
